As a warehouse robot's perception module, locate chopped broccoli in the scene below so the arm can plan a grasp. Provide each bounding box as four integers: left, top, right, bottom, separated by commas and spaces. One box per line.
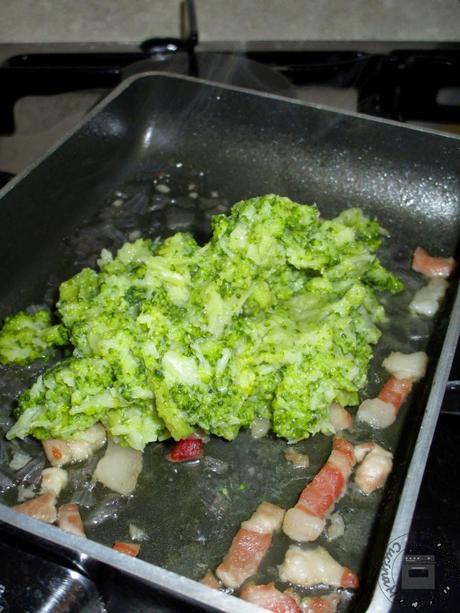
0, 308, 68, 365
6, 194, 403, 448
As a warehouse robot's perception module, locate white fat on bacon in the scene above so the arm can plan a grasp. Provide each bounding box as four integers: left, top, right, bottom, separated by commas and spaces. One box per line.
40, 467, 68, 497
279, 545, 359, 589
328, 403, 352, 432
409, 278, 449, 317
240, 583, 301, 613
13, 492, 57, 524
357, 398, 396, 429
283, 508, 325, 542
354, 443, 393, 495
282, 438, 355, 542
57, 503, 86, 537
42, 423, 106, 467
215, 502, 284, 589
241, 501, 285, 534
382, 351, 428, 382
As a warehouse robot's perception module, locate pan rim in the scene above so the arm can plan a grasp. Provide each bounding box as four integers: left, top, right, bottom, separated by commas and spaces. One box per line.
0, 70, 459, 613
1, 70, 459, 205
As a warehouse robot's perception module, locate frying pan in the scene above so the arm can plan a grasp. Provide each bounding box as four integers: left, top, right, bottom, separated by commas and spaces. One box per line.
0, 73, 459, 612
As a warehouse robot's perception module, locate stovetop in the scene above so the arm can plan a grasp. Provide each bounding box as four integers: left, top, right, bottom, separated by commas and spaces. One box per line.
0, 2, 459, 611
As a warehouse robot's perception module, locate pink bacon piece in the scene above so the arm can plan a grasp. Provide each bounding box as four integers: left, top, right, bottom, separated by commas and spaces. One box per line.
13, 492, 57, 524
240, 583, 301, 613
112, 541, 141, 557
279, 545, 359, 590
412, 246, 456, 279
302, 595, 340, 613
358, 352, 424, 429
282, 437, 355, 542
215, 502, 285, 589
42, 423, 106, 467
57, 503, 86, 537
378, 376, 413, 411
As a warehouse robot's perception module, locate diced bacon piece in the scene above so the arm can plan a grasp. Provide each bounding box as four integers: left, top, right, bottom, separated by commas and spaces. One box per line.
40, 467, 68, 497
328, 403, 352, 432
302, 595, 340, 613
167, 436, 204, 462
42, 440, 70, 466
215, 502, 284, 588
283, 438, 354, 542
279, 545, 358, 589
412, 246, 456, 279
382, 352, 428, 382
355, 444, 393, 494
409, 278, 448, 317
200, 570, 222, 590
357, 398, 396, 429
112, 541, 141, 557
13, 492, 57, 523
284, 449, 310, 469
57, 503, 86, 537
353, 442, 376, 463
42, 423, 106, 467
217, 529, 271, 588
378, 376, 413, 410
358, 372, 414, 430
240, 583, 301, 613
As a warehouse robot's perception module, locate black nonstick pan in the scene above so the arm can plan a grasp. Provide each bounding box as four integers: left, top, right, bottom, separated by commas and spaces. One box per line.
0, 73, 459, 612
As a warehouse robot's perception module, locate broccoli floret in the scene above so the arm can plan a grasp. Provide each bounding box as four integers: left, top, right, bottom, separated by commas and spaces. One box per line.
7, 194, 403, 449
0, 308, 68, 365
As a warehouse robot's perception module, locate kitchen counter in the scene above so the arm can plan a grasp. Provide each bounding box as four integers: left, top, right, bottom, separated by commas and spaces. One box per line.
0, 0, 459, 43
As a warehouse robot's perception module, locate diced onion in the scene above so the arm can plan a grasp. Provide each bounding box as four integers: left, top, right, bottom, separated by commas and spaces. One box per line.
86, 493, 126, 526
327, 512, 345, 541
129, 523, 149, 541
9, 450, 32, 471
284, 448, 310, 469
328, 402, 352, 432
250, 418, 271, 439
17, 485, 37, 502
203, 456, 229, 475
93, 439, 143, 496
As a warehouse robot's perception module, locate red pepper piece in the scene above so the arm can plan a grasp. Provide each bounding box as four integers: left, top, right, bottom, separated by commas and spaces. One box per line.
168, 436, 204, 462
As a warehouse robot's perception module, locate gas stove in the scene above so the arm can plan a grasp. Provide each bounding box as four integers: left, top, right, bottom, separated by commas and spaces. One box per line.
0, 2, 459, 611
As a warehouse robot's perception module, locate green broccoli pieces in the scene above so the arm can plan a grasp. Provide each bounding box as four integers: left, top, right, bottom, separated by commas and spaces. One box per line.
6, 194, 403, 449
0, 308, 68, 365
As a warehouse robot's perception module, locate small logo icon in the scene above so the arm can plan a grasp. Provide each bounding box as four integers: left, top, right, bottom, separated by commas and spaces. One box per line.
401, 554, 435, 590
378, 531, 456, 610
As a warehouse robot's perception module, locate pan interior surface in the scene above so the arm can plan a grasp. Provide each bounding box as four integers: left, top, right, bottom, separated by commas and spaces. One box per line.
0, 74, 459, 611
